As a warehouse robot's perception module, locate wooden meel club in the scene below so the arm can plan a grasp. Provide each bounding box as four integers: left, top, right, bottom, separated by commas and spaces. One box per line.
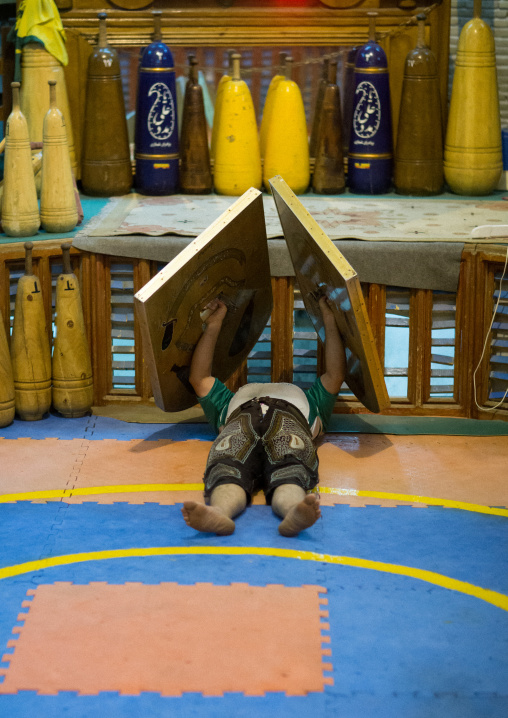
40, 80, 78, 233
210, 49, 235, 161
20, 42, 77, 178
263, 57, 310, 195
394, 14, 443, 196
309, 57, 329, 161
444, 0, 502, 195
213, 53, 262, 195
259, 51, 288, 160
134, 188, 273, 412
134, 10, 179, 195
269, 175, 390, 414
348, 12, 393, 194
179, 56, 213, 194
0, 147, 42, 216
81, 12, 133, 197
341, 47, 357, 162
2, 82, 40, 238
0, 309, 15, 428
312, 59, 345, 195
52, 243, 93, 418
10, 242, 52, 421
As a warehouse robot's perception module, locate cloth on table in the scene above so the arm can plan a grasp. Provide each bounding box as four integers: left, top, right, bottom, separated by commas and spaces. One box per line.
73, 193, 508, 292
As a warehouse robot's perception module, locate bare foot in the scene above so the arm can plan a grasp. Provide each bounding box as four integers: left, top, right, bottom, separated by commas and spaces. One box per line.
278, 494, 321, 537
181, 501, 235, 536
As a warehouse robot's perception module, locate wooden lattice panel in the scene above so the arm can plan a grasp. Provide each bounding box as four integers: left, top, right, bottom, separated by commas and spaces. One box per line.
488, 269, 508, 404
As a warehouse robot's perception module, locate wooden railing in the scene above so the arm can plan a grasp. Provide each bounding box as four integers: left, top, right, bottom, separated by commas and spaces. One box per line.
1, 240, 506, 420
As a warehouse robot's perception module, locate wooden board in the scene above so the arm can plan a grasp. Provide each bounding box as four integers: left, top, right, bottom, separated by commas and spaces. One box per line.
134, 188, 272, 412
269, 175, 390, 413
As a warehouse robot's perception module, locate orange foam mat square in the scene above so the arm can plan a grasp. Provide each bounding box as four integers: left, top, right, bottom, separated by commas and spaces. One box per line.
2, 434, 507, 509
0, 438, 212, 504
0, 582, 331, 697
317, 436, 508, 508
0, 439, 87, 495
67, 439, 211, 504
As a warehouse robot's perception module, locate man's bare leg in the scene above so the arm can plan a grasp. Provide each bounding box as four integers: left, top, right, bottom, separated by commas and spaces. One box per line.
181, 484, 247, 536
272, 484, 321, 537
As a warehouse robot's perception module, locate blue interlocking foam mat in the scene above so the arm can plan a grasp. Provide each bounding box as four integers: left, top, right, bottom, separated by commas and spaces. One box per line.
0, 500, 507, 717
0, 415, 216, 442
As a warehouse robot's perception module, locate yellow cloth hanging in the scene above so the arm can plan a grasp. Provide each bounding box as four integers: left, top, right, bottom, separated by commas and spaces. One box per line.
14, 0, 68, 66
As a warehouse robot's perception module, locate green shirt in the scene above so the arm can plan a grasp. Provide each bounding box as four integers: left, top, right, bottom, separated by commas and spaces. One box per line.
199, 377, 337, 435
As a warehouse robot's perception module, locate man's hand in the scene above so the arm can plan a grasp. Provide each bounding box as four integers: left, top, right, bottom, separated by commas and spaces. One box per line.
317, 294, 346, 396
190, 298, 228, 398
318, 295, 335, 323
201, 298, 228, 329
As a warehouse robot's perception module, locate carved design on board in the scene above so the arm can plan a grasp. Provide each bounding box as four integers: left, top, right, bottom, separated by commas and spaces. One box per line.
134, 189, 273, 412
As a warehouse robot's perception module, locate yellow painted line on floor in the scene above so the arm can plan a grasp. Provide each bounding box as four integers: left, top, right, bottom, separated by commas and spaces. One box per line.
0, 546, 506, 612
320, 488, 508, 518
1, 485, 507, 518
0, 484, 205, 502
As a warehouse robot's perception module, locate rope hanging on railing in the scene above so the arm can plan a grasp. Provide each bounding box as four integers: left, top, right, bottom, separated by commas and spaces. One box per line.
69, 2, 440, 75
376, 2, 440, 40
172, 2, 441, 74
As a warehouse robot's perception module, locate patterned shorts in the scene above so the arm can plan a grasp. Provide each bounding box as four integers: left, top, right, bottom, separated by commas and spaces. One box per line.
203, 397, 319, 503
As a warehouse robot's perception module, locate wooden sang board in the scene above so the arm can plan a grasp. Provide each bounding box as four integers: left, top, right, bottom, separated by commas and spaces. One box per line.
134, 189, 273, 412
269, 175, 390, 413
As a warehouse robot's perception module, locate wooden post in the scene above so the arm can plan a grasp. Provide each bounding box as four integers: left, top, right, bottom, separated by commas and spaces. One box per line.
365, 283, 386, 367
39, 255, 53, 347
407, 288, 432, 408
78, 249, 93, 358
472, 247, 507, 418
454, 249, 475, 416
271, 276, 294, 383
91, 253, 112, 405
478, 261, 497, 412
133, 258, 153, 401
